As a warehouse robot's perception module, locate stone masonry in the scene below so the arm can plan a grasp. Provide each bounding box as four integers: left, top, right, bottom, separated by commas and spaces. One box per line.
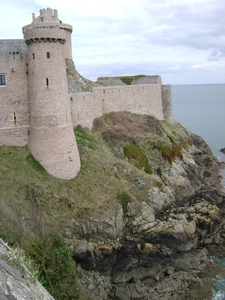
0, 8, 173, 180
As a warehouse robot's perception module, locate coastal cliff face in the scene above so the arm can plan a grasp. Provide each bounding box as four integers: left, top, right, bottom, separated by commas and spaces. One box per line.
72, 112, 225, 300
0, 112, 225, 299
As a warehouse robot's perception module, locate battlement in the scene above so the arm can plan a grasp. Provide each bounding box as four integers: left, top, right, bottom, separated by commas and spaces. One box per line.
23, 8, 72, 45
32, 8, 59, 23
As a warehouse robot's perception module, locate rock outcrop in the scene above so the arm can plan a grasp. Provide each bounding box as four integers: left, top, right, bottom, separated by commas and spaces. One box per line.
1, 112, 225, 299
220, 148, 225, 154
70, 113, 225, 300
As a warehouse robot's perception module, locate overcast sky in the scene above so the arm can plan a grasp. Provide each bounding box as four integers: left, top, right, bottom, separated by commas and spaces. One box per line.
1, 0, 225, 84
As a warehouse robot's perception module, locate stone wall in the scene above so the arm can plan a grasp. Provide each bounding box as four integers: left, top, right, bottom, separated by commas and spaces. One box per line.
70, 84, 165, 130
97, 75, 162, 86
0, 40, 29, 146
162, 84, 173, 122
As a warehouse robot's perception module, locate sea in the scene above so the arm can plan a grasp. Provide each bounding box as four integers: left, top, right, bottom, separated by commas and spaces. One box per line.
172, 83, 225, 299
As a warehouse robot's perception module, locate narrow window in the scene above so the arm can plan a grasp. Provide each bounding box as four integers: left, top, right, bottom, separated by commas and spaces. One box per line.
32, 53, 35, 60
13, 52, 15, 59
71, 97, 73, 101
46, 78, 49, 87
47, 52, 50, 59
14, 112, 16, 126
0, 75, 6, 86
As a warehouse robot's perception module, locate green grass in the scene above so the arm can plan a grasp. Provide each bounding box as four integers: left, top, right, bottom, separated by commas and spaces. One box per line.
120, 74, 146, 85
0, 113, 194, 300
117, 192, 132, 217
26, 233, 80, 299
124, 142, 152, 174
74, 125, 103, 151
0, 117, 192, 237
154, 139, 183, 164
26, 154, 47, 175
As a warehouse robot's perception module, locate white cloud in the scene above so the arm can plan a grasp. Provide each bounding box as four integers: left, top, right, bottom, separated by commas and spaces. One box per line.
0, 0, 225, 84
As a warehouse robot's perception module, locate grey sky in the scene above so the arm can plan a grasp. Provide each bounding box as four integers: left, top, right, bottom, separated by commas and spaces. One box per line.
0, 0, 224, 84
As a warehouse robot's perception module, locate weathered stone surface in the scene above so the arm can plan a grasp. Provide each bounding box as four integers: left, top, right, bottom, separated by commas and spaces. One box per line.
147, 187, 174, 212
72, 130, 225, 299
0, 242, 54, 300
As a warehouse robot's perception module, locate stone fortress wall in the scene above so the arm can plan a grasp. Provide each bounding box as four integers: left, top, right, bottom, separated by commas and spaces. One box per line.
0, 40, 29, 146
70, 84, 167, 130
0, 8, 173, 179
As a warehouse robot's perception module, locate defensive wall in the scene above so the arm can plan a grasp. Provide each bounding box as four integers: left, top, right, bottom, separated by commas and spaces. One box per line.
70, 83, 171, 130
0, 7, 173, 180
0, 39, 29, 146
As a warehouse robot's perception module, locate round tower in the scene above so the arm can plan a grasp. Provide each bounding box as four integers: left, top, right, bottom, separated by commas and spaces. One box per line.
22, 8, 80, 180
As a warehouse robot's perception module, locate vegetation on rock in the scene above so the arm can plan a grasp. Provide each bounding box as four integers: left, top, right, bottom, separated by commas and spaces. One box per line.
0, 111, 224, 299
119, 74, 146, 85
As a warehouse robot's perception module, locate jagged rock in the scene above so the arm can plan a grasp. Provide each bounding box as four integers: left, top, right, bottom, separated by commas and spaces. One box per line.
74, 128, 225, 299
147, 187, 174, 212
220, 148, 225, 154
2, 113, 225, 299
71, 207, 124, 240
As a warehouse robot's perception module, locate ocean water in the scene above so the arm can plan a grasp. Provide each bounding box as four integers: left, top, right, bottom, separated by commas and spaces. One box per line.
172, 84, 225, 186
172, 84, 225, 299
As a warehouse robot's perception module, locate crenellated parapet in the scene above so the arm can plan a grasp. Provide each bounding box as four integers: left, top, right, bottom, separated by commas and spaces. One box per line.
22, 8, 73, 58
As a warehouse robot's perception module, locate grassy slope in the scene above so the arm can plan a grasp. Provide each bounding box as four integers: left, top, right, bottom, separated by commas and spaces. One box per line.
0, 112, 190, 244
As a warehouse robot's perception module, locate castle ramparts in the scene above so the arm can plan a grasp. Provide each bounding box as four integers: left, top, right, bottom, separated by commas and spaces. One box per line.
0, 8, 173, 180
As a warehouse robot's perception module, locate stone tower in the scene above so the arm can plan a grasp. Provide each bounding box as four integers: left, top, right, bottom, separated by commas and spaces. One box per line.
22, 8, 80, 180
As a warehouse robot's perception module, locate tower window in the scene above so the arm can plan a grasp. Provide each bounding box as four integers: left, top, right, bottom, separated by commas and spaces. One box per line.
47, 52, 50, 59
14, 112, 17, 126
46, 78, 49, 86
0, 75, 6, 86
32, 53, 35, 60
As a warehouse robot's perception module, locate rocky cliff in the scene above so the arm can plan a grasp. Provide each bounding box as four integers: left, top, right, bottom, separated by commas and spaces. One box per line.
72, 112, 225, 299
0, 112, 225, 299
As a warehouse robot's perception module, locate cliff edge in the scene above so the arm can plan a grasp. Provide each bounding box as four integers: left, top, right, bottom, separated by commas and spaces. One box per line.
0, 112, 225, 299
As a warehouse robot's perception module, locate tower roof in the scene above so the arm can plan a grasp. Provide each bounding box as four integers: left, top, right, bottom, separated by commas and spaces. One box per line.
0, 40, 27, 59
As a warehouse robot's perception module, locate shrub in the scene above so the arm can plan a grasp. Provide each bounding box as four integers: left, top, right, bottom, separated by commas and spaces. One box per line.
154, 138, 183, 164
117, 192, 132, 216
124, 143, 152, 174
26, 233, 80, 300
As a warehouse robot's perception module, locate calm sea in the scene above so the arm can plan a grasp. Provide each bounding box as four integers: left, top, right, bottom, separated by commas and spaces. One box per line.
172, 84, 225, 186
172, 83, 225, 299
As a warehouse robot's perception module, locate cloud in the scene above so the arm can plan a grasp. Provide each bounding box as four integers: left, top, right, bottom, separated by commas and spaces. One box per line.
0, 0, 224, 84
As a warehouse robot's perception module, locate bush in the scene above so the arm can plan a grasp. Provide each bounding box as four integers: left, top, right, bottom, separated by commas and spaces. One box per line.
124, 143, 152, 174
154, 138, 183, 164
117, 192, 132, 216
26, 233, 80, 300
